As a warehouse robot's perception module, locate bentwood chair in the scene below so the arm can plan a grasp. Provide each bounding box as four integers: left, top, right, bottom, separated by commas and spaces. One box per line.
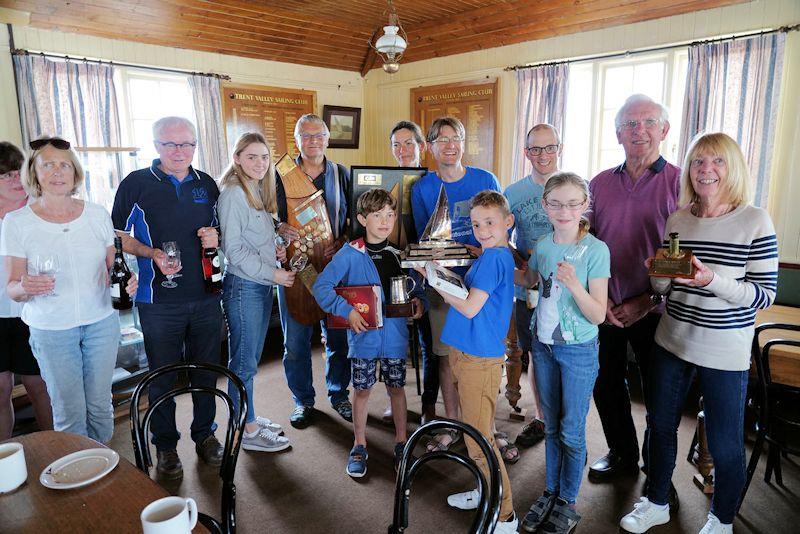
130, 362, 247, 534
389, 419, 502, 534
740, 323, 800, 508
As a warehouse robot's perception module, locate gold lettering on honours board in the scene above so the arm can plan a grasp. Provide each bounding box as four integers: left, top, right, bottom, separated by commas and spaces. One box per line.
230, 93, 309, 105
420, 88, 494, 103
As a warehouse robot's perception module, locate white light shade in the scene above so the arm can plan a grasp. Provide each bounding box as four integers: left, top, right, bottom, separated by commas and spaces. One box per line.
375, 26, 407, 57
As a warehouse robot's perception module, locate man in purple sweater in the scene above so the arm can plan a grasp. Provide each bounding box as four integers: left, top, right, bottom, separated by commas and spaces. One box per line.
585, 95, 680, 494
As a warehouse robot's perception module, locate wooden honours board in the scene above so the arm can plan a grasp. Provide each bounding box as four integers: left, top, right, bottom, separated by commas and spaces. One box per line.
411, 79, 498, 174
221, 83, 317, 158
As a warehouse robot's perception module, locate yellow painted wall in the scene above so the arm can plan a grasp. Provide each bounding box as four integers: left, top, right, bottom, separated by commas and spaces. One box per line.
363, 0, 800, 262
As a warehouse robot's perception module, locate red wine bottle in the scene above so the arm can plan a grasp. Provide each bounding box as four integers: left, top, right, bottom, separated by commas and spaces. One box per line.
202, 246, 223, 294
110, 236, 133, 310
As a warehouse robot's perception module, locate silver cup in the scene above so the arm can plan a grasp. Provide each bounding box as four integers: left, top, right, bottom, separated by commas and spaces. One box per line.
390, 275, 416, 304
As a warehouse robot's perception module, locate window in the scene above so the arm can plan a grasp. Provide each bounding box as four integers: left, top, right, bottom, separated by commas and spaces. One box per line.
561, 50, 688, 180
117, 69, 195, 170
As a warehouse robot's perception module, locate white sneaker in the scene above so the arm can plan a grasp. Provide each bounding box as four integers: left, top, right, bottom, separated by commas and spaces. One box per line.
620, 497, 670, 533
255, 416, 283, 434
698, 513, 733, 534
242, 428, 291, 452
447, 488, 481, 510
493, 512, 519, 533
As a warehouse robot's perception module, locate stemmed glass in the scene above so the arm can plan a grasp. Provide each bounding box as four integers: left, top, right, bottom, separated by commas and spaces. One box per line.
32, 254, 60, 297
562, 243, 588, 264
161, 241, 181, 288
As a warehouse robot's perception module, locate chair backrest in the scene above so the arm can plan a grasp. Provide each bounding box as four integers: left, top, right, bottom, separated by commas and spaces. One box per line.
389, 418, 502, 534
129, 362, 247, 534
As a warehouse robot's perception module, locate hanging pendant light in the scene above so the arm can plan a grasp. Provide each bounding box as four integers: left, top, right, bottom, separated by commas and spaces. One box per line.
370, 0, 407, 74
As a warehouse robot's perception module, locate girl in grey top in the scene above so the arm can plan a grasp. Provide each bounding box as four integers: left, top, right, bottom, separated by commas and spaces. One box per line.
218, 132, 295, 453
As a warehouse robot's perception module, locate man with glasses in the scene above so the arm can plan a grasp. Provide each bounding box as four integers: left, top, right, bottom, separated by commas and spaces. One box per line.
410, 116, 501, 451
112, 116, 224, 479
503, 124, 561, 450
275, 113, 352, 428
585, 95, 680, 499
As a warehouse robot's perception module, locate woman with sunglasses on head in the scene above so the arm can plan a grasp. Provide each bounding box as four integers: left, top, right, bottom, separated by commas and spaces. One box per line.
0, 141, 52, 439
0, 137, 137, 443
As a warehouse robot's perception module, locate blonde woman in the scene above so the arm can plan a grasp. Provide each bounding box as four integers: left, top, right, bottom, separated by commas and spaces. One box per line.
218, 132, 295, 452
0, 137, 136, 443
620, 133, 778, 534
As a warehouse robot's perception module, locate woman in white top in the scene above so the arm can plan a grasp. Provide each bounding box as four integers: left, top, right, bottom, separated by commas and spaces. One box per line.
218, 132, 295, 452
0, 141, 52, 439
0, 138, 137, 443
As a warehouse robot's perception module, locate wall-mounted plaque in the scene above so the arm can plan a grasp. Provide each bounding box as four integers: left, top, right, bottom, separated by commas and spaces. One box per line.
221, 83, 317, 159
411, 79, 499, 175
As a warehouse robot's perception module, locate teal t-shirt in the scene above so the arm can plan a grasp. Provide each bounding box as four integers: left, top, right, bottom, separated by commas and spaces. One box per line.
503, 176, 552, 300
529, 233, 610, 344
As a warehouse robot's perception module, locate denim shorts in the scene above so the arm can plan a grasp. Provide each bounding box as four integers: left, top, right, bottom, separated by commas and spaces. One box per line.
351, 357, 406, 390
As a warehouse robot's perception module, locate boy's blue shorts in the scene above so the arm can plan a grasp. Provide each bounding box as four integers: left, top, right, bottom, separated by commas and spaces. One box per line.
351, 357, 406, 390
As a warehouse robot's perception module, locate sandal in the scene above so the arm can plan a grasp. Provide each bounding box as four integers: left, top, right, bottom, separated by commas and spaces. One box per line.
426, 429, 461, 452
495, 432, 520, 464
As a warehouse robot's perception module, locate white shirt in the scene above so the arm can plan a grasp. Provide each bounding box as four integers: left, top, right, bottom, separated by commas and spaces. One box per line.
0, 201, 115, 330
0, 215, 23, 318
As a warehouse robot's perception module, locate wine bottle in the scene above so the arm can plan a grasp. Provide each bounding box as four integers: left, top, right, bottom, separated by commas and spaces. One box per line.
202, 246, 223, 294
110, 236, 133, 310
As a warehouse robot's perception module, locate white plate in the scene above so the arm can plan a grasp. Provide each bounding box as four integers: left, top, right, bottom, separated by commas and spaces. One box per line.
40, 448, 119, 490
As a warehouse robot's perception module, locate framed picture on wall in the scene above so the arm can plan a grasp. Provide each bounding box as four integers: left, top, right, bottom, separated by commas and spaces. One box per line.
322, 105, 361, 149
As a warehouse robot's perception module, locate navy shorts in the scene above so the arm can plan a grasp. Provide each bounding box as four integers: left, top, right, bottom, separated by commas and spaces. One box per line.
0, 317, 41, 375
351, 357, 406, 390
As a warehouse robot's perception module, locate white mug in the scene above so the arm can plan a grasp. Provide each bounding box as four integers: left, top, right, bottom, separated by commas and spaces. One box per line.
0, 442, 27, 493
141, 496, 198, 534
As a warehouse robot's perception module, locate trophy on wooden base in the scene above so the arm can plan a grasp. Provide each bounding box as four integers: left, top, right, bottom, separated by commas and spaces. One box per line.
648, 232, 695, 278
400, 185, 475, 268
276, 154, 335, 325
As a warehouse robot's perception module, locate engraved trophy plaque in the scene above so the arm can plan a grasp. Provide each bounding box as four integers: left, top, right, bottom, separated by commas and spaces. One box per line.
400, 185, 475, 268
648, 232, 695, 278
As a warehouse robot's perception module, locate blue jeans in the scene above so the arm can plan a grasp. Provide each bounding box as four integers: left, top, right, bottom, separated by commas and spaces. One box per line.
277, 286, 350, 407
28, 313, 120, 443
137, 298, 222, 451
223, 274, 274, 424
647, 343, 748, 524
532, 336, 599, 504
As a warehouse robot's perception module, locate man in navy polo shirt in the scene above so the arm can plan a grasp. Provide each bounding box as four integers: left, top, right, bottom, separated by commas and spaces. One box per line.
112, 116, 224, 479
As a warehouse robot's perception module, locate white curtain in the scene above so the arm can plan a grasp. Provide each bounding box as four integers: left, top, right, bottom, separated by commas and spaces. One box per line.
511, 64, 570, 183
189, 75, 228, 179
680, 33, 785, 207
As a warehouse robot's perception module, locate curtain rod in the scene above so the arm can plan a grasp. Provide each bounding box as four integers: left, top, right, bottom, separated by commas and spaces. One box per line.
9, 47, 231, 80
505, 23, 799, 71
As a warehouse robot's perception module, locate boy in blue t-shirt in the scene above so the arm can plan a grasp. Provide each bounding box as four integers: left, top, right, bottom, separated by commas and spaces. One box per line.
422, 190, 518, 533
313, 189, 423, 479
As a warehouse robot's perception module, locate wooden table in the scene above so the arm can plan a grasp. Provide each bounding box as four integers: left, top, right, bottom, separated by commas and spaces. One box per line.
755, 304, 800, 387
0, 431, 205, 533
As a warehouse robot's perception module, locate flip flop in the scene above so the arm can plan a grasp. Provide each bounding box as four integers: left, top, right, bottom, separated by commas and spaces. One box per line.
495, 431, 520, 464
426, 429, 461, 452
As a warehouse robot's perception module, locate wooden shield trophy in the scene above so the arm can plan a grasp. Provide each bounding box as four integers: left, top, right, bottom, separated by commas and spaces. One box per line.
276, 154, 335, 325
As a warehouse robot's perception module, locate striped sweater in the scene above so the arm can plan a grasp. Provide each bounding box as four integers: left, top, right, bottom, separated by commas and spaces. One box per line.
654, 204, 778, 371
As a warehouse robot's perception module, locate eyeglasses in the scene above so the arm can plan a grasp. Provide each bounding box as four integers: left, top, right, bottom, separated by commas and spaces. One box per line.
433, 135, 464, 144
543, 199, 586, 211
0, 170, 21, 181
525, 144, 559, 155
156, 141, 197, 151
619, 119, 661, 131
299, 133, 328, 141
29, 138, 71, 150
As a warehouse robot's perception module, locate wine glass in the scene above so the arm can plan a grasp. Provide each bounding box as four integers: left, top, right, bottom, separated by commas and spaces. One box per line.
34, 254, 60, 296
562, 243, 588, 264
161, 241, 181, 288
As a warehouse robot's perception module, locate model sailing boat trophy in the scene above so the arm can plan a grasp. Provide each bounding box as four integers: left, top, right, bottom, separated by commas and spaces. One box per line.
400, 185, 475, 268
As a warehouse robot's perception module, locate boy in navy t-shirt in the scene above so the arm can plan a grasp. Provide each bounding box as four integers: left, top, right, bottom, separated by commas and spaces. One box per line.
421, 190, 518, 533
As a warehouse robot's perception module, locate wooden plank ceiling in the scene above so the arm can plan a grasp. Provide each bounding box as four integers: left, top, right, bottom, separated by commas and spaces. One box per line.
8, 0, 748, 75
